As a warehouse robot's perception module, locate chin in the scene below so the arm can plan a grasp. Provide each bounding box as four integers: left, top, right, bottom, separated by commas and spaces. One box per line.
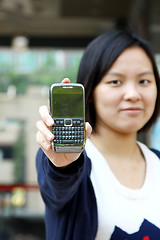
117, 125, 144, 134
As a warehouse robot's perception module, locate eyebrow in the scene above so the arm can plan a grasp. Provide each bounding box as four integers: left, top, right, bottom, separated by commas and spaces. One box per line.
107, 70, 154, 77
107, 72, 124, 77
137, 71, 154, 76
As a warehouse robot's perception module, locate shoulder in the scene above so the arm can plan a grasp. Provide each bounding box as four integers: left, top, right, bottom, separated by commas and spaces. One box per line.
150, 148, 160, 158
138, 141, 160, 160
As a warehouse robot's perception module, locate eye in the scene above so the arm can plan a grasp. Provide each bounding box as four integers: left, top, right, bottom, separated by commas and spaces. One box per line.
139, 79, 150, 84
109, 80, 122, 85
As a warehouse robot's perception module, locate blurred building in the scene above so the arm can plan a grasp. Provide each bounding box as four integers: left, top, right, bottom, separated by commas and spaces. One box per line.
0, 86, 48, 239
0, 85, 48, 210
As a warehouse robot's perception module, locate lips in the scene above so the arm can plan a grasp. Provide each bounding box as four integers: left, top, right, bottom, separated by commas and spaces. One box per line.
120, 107, 143, 115
122, 107, 143, 111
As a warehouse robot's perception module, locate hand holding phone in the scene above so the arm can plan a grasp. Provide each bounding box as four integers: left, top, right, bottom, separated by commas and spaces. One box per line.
36, 78, 92, 167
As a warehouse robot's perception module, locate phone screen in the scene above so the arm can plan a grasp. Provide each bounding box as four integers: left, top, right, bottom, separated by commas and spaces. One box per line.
50, 83, 85, 152
51, 85, 84, 118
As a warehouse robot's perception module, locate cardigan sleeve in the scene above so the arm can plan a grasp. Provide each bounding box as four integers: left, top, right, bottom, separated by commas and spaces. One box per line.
36, 149, 98, 240
36, 148, 86, 211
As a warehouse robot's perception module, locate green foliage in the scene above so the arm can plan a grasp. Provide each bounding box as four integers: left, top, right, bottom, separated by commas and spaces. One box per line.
31, 51, 82, 86
0, 50, 83, 93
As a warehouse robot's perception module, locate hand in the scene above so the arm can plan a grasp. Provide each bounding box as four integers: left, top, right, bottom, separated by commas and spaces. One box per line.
36, 78, 92, 167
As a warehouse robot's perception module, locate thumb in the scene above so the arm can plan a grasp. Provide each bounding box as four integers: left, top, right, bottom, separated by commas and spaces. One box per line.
85, 122, 92, 140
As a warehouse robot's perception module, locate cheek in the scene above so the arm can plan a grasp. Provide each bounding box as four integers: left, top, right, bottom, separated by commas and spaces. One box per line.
94, 91, 119, 116
94, 89, 106, 107
145, 86, 157, 105
143, 88, 157, 115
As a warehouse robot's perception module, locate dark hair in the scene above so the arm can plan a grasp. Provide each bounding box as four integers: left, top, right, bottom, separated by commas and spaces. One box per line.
77, 29, 160, 132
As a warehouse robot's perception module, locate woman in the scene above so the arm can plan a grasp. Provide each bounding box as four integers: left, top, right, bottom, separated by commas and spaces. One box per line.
36, 29, 160, 240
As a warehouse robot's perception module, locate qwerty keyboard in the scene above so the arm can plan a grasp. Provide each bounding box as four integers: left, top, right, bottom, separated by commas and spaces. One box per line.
52, 118, 84, 145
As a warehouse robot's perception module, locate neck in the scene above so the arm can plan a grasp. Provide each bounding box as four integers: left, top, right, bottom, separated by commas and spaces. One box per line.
90, 126, 146, 189
90, 127, 140, 161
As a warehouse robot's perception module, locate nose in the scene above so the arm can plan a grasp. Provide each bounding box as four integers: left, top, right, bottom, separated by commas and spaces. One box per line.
123, 83, 141, 102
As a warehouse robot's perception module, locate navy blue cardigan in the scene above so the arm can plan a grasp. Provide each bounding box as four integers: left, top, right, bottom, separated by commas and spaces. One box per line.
36, 148, 160, 240
36, 149, 98, 240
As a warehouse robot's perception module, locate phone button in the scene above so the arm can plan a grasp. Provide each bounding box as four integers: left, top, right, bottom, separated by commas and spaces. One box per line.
64, 118, 72, 126
62, 140, 74, 144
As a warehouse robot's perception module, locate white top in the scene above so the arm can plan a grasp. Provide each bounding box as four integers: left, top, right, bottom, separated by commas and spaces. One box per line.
85, 139, 160, 239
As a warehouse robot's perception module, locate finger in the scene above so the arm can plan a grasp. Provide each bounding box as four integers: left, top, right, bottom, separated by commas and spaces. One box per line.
39, 105, 54, 127
85, 122, 92, 140
36, 131, 52, 151
36, 120, 54, 141
61, 78, 70, 84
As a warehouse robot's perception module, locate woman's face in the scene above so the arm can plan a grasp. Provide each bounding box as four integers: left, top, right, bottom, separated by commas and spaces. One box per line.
93, 46, 157, 134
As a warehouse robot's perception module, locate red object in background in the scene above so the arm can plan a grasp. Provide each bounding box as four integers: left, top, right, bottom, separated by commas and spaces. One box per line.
0, 184, 39, 192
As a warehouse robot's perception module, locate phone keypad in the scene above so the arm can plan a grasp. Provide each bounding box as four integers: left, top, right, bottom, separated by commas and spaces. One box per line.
52, 118, 84, 145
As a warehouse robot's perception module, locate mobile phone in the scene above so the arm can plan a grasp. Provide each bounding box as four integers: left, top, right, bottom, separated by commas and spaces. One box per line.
49, 83, 85, 153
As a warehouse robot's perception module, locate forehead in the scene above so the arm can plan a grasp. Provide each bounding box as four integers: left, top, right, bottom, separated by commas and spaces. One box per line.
109, 46, 153, 71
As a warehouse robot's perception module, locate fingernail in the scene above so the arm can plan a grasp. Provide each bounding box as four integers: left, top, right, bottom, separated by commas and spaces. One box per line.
46, 144, 51, 150
43, 142, 51, 151
46, 118, 54, 126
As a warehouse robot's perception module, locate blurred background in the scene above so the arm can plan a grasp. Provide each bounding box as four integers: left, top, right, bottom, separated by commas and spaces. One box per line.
0, 0, 160, 239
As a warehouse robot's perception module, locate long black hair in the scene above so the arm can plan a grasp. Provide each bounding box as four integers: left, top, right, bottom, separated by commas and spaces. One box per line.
77, 29, 160, 132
